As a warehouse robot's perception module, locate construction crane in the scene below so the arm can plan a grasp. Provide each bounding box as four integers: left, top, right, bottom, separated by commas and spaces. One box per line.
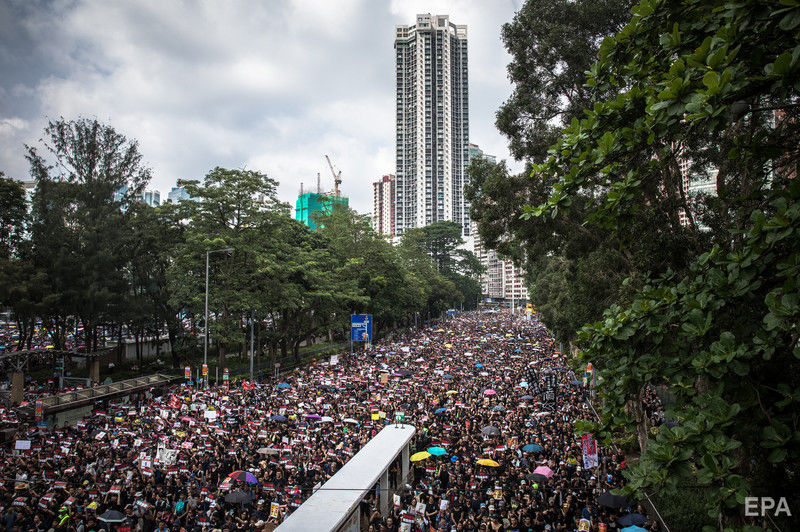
324, 155, 342, 197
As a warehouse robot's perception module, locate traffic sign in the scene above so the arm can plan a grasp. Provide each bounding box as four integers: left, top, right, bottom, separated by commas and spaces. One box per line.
184, 366, 190, 379
202, 364, 208, 376
351, 314, 373, 342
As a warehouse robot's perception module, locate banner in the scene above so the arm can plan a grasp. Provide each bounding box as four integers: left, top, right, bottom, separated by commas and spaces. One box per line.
541, 370, 557, 412
185, 366, 190, 379
581, 433, 599, 468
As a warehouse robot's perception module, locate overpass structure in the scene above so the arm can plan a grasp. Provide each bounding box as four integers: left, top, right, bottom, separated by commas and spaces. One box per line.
276, 423, 416, 532
39, 373, 174, 414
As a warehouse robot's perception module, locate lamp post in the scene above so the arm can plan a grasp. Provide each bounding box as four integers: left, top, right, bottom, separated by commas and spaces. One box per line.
204, 248, 234, 387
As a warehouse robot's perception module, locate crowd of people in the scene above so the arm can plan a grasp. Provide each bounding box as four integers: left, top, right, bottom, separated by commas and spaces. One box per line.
0, 311, 660, 531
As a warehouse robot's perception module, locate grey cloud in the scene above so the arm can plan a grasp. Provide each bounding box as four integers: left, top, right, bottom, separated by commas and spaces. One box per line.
0, 0, 522, 212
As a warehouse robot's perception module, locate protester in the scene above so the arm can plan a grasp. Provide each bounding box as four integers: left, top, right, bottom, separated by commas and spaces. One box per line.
0, 311, 660, 531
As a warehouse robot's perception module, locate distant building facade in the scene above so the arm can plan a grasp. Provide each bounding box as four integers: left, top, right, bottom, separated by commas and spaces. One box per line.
469, 144, 528, 304
167, 181, 191, 203
395, 14, 470, 237
295, 193, 349, 231
372, 175, 396, 236
468, 143, 496, 164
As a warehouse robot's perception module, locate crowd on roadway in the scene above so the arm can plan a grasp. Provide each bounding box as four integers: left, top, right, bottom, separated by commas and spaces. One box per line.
0, 311, 662, 531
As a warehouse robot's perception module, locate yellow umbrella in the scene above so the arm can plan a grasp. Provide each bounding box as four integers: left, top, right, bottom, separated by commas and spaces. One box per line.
445, 390, 458, 395
410, 451, 431, 462
476, 459, 500, 467
445, 343, 453, 348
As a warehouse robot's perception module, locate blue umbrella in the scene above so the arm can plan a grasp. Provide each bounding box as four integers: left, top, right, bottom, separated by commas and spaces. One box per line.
276, 382, 291, 389
443, 374, 454, 379
618, 514, 648, 527
522, 444, 543, 453
570, 379, 582, 386
427, 446, 447, 456
621, 527, 648, 532
475, 363, 484, 368
270, 415, 287, 422
434, 408, 448, 414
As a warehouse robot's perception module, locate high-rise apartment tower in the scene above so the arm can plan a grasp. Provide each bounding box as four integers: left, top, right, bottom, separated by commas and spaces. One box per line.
395, 14, 469, 236
372, 174, 396, 236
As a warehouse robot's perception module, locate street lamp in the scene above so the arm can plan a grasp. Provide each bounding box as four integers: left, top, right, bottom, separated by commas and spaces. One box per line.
205, 247, 234, 386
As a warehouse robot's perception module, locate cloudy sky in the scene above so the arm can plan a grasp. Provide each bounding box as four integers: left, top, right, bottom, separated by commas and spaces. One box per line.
0, 0, 523, 214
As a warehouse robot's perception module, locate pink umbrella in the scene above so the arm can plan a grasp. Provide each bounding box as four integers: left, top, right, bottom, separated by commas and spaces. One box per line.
533, 465, 554, 478
483, 389, 496, 396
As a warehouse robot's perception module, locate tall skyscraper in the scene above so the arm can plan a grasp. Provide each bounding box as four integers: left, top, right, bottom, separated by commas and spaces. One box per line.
395, 14, 469, 236
372, 174, 396, 236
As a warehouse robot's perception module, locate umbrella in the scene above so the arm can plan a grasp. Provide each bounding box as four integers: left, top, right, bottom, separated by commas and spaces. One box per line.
410, 451, 431, 462
476, 459, 499, 467
481, 426, 500, 436
434, 408, 448, 415
533, 465, 554, 478
570, 379, 582, 386
475, 363, 484, 367
522, 444, 543, 453
445, 390, 458, 395
521, 395, 535, 400
492, 405, 506, 412
427, 446, 447, 456
526, 473, 548, 483
319, 416, 334, 423
98, 510, 127, 523
343, 418, 359, 424
270, 415, 286, 422
276, 383, 291, 389
228, 470, 258, 484
621, 527, 648, 532
396, 368, 412, 376
618, 514, 648, 527
483, 389, 496, 396
443, 374, 454, 379
598, 491, 628, 509
225, 490, 253, 504
304, 414, 322, 420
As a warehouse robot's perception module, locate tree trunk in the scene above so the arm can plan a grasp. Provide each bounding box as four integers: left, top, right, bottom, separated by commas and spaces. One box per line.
626, 387, 649, 454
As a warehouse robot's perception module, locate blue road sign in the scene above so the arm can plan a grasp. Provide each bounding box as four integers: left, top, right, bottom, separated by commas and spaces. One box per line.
351, 314, 373, 342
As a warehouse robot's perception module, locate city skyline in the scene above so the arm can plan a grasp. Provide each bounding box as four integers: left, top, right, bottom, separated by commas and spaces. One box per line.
0, 0, 524, 216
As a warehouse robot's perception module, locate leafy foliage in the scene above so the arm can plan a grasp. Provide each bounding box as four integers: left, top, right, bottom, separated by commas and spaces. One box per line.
513, 0, 800, 527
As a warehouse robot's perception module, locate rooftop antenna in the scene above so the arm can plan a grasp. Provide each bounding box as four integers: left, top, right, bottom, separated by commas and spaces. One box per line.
300, 182, 304, 195
317, 172, 321, 194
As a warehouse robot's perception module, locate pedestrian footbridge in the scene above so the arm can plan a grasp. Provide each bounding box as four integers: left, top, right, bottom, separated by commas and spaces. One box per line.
276, 423, 416, 532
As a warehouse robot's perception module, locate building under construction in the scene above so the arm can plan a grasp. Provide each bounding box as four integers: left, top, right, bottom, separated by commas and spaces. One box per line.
294, 156, 350, 231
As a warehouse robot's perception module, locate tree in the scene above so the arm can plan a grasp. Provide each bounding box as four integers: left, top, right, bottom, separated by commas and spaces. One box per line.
171, 167, 286, 366
26, 118, 151, 351
0, 174, 27, 259
526, 0, 800, 528
497, 0, 634, 161
400, 221, 484, 311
